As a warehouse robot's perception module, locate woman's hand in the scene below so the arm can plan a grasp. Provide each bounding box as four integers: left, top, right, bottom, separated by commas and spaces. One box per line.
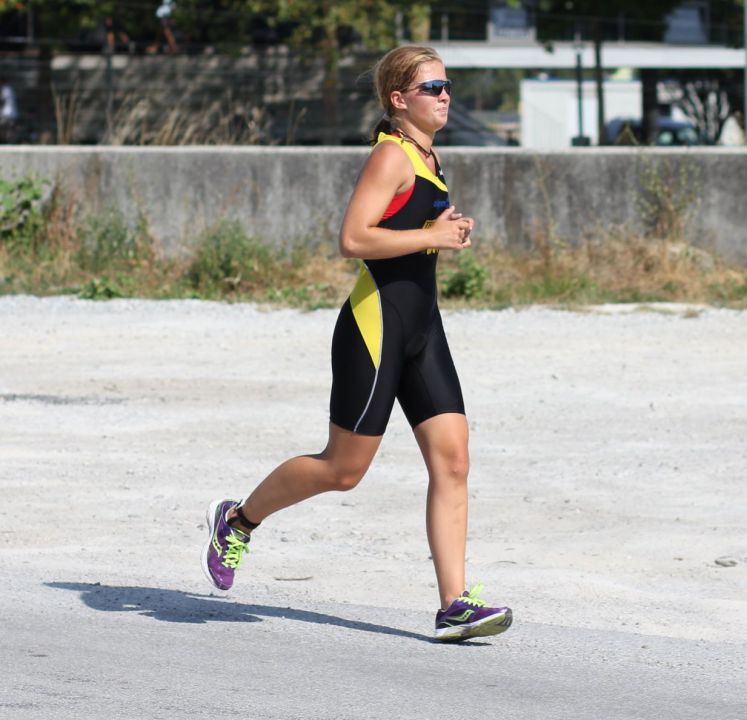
428, 206, 475, 250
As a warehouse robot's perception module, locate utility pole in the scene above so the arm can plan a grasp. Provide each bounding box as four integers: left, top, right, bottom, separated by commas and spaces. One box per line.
572, 32, 590, 146
105, 37, 114, 142
593, 21, 606, 144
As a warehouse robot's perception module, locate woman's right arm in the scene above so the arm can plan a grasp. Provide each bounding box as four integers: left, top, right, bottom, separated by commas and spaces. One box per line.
339, 143, 473, 260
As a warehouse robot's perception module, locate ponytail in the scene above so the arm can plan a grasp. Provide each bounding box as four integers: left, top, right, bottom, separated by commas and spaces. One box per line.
370, 114, 394, 145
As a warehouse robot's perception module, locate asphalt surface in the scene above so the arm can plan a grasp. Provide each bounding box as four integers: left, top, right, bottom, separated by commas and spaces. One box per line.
3, 576, 746, 720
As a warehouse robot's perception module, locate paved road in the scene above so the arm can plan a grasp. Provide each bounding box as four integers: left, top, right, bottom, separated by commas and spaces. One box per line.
3, 576, 745, 720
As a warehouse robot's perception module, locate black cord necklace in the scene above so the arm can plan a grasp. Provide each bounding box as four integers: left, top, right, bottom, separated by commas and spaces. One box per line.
394, 128, 433, 159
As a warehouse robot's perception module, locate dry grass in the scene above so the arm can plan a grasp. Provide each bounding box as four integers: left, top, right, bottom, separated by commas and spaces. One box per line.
1, 195, 745, 308
105, 94, 273, 146
438, 224, 747, 309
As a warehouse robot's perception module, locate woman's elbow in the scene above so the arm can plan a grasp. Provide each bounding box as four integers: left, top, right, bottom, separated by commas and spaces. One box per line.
338, 232, 359, 259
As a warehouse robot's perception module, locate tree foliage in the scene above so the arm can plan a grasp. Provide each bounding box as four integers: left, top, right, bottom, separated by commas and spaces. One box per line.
535, 0, 687, 43
669, 70, 743, 143
0, 0, 163, 49
678, 79, 730, 143
707, 0, 745, 46
0, 0, 420, 50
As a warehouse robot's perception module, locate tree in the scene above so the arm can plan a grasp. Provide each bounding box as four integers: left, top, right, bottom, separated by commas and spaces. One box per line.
535, 1, 682, 145
679, 79, 730, 143
668, 70, 743, 143
217, 0, 417, 144
145, 0, 419, 143
708, 0, 744, 47
0, 1, 161, 47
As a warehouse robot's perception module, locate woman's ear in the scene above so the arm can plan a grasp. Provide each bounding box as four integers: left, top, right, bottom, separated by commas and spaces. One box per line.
390, 90, 407, 112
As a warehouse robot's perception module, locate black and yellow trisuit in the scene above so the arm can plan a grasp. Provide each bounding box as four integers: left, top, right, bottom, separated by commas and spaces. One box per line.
329, 131, 465, 435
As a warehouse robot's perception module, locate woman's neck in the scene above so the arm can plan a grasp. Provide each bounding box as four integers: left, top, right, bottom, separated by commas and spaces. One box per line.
392, 121, 434, 158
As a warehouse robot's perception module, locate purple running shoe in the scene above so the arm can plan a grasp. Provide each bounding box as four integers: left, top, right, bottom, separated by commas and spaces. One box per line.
435, 584, 513, 642
201, 499, 251, 591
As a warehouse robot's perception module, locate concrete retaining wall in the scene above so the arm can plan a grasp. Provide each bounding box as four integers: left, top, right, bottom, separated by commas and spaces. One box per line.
2, 146, 746, 261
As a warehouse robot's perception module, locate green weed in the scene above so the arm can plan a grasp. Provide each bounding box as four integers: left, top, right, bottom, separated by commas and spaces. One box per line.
77, 209, 153, 273
78, 276, 125, 300
186, 220, 275, 297
440, 250, 487, 300
0, 176, 49, 254
637, 157, 702, 241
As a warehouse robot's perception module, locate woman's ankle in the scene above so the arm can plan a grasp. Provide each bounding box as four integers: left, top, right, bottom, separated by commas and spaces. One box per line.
226, 504, 262, 534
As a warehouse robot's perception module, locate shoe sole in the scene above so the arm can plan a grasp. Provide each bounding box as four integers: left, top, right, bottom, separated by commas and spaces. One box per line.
201, 499, 230, 591
435, 608, 513, 642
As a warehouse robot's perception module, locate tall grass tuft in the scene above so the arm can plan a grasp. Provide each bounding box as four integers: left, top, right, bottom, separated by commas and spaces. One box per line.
186, 221, 275, 297
77, 209, 154, 273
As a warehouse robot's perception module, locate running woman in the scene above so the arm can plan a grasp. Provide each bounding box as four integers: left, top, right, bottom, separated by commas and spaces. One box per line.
202, 45, 512, 642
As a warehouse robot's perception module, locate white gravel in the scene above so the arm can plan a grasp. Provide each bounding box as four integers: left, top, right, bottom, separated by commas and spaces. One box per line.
1, 295, 745, 645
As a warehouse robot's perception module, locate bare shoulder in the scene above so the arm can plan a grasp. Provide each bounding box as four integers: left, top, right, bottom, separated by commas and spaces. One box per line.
358, 139, 413, 192
367, 138, 411, 171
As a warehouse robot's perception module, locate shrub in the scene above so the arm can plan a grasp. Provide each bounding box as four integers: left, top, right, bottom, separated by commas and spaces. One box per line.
441, 250, 487, 299
78, 276, 124, 300
77, 209, 153, 273
186, 220, 274, 296
0, 176, 49, 254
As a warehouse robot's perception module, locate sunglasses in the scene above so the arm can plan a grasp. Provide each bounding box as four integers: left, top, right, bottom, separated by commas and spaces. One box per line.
406, 79, 452, 97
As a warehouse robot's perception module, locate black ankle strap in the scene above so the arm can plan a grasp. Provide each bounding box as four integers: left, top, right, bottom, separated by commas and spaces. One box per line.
228, 503, 261, 531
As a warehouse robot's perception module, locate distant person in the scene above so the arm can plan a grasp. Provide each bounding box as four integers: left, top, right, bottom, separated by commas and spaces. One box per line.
201, 45, 513, 642
0, 82, 19, 143
155, 1, 178, 53
104, 16, 131, 54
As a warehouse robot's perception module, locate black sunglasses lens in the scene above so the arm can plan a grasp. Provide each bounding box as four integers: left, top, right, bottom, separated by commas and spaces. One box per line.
421, 80, 451, 96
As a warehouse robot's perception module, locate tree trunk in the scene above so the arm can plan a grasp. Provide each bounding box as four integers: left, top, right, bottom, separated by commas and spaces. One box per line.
409, 4, 431, 42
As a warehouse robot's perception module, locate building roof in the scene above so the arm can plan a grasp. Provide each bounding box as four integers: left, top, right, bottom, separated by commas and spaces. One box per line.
431, 41, 747, 70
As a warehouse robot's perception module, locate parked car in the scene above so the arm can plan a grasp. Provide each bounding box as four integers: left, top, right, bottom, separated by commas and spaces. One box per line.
606, 117, 700, 146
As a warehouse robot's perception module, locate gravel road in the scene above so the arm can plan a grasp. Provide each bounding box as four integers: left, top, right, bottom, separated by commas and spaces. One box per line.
1, 296, 745, 719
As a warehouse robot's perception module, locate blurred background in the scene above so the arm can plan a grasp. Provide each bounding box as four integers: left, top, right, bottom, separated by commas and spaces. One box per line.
0, 0, 745, 148
2, 2, 747, 310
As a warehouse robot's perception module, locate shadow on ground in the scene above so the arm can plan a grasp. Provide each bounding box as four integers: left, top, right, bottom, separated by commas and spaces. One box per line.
46, 581, 444, 643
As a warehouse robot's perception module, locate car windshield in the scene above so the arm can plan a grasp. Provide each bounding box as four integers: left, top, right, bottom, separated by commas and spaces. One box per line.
657, 125, 699, 146
677, 127, 700, 145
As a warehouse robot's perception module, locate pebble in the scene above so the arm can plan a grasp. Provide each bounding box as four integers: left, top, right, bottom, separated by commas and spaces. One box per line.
714, 556, 738, 568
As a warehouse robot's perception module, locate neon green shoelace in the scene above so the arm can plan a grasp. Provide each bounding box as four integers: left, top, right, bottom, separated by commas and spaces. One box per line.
461, 583, 487, 607
222, 533, 250, 569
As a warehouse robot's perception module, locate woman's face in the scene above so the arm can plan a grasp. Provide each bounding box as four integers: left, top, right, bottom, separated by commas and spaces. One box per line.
396, 60, 450, 132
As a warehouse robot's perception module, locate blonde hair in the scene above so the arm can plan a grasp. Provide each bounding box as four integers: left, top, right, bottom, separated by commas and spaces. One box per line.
370, 45, 443, 143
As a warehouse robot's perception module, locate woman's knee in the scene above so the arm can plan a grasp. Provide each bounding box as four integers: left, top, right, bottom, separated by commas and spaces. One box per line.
320, 425, 380, 492
434, 447, 470, 485
325, 465, 366, 492
449, 450, 470, 481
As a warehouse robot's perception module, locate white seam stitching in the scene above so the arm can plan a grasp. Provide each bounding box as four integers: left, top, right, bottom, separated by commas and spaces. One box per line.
353, 262, 383, 433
